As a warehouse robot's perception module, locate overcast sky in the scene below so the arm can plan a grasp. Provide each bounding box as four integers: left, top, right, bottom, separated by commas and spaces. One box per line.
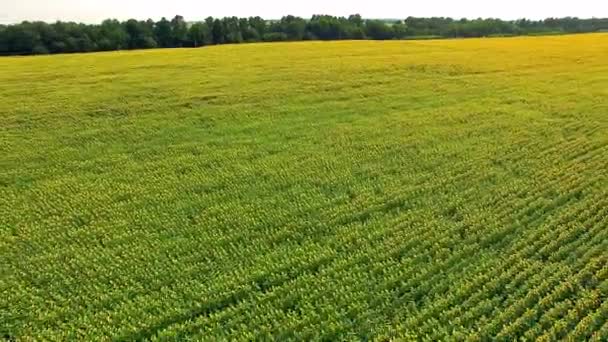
1, 0, 607, 24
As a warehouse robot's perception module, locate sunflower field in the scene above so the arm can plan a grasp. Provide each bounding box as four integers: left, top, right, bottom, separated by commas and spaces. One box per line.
1, 34, 607, 340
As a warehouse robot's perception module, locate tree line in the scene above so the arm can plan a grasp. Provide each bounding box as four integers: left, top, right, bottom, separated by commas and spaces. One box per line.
1, 15, 607, 55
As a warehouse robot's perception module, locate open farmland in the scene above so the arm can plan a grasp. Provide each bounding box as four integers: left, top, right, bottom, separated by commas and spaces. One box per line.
1, 34, 608, 340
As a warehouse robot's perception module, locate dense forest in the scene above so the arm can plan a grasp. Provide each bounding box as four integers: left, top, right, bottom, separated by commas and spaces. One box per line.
1, 15, 607, 55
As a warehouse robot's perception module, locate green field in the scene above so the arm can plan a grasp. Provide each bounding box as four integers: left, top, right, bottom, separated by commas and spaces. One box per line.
1, 34, 607, 340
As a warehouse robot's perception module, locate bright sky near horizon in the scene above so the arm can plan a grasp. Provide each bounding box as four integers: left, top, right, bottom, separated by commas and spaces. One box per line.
1, 0, 607, 24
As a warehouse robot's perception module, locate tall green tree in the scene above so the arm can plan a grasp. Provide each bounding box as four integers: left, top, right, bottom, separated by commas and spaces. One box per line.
98, 19, 127, 50
188, 22, 207, 47
279, 15, 307, 40
154, 17, 172, 47
249, 17, 267, 38
365, 20, 394, 40
222, 17, 243, 43
211, 19, 225, 44
170, 15, 188, 47
125, 19, 157, 49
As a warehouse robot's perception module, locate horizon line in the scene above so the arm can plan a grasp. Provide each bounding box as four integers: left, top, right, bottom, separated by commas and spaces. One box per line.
2, 14, 607, 25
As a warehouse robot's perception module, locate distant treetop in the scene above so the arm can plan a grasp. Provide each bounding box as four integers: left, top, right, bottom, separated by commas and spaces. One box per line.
1, 15, 607, 55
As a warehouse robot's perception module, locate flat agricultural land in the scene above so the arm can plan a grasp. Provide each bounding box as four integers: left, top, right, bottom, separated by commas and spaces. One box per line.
1, 34, 607, 340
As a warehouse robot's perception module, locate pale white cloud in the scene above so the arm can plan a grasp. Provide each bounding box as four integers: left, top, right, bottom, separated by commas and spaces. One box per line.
1, 0, 607, 24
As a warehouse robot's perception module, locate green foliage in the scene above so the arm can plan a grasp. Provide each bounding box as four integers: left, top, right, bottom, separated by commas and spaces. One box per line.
366, 20, 395, 40
1, 34, 607, 340
170, 15, 188, 47
211, 18, 225, 44
154, 17, 172, 48
263, 32, 289, 42
1, 15, 607, 55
